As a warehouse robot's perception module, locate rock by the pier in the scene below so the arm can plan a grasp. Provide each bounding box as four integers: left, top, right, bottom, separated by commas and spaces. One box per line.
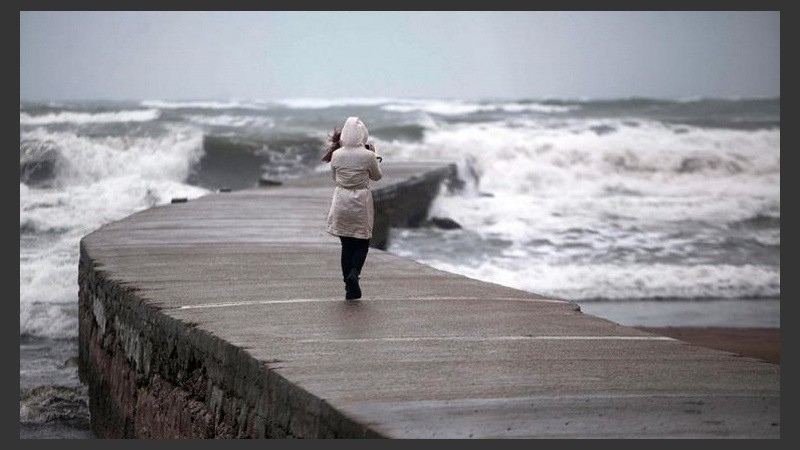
258, 178, 282, 187
425, 217, 462, 230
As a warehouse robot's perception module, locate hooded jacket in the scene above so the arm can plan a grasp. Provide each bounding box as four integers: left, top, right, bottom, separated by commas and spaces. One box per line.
325, 117, 383, 239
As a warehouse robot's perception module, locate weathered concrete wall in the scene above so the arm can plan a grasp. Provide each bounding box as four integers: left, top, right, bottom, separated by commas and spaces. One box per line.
77, 163, 455, 438
371, 164, 456, 250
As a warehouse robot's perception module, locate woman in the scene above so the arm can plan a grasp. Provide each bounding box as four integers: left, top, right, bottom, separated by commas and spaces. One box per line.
324, 117, 383, 300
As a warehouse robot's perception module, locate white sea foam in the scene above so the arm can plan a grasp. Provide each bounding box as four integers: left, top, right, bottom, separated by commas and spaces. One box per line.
140, 100, 267, 110
416, 259, 780, 301
497, 103, 577, 113
752, 230, 781, 247
185, 114, 275, 128
382, 118, 780, 301
273, 97, 398, 109
384, 119, 780, 224
19, 126, 208, 338
381, 100, 488, 115
20, 109, 160, 125
381, 99, 576, 115
20, 303, 78, 340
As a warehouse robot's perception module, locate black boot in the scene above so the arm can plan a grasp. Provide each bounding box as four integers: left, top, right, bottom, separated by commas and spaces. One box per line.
345, 268, 361, 300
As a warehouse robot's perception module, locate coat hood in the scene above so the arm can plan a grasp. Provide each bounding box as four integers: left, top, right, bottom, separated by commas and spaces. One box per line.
340, 116, 369, 148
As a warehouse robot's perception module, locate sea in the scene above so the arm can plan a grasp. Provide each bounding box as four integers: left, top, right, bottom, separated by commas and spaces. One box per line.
19, 97, 780, 437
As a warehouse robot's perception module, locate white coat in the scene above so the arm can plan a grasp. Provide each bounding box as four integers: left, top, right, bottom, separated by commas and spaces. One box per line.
325, 117, 383, 239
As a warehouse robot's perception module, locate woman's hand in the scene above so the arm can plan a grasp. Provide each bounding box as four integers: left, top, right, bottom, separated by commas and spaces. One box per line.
365, 142, 381, 162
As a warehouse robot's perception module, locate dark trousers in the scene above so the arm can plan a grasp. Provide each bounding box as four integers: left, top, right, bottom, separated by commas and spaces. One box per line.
340, 236, 370, 281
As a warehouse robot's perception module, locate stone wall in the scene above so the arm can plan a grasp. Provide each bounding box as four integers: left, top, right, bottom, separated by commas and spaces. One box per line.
79, 239, 389, 439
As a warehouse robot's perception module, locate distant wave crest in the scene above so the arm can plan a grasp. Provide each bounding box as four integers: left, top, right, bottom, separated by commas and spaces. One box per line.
140, 100, 267, 110
20, 109, 160, 125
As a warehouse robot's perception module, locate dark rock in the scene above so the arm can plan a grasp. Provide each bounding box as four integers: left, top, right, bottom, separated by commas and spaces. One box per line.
428, 217, 462, 230
171, 198, 188, 204
258, 178, 282, 187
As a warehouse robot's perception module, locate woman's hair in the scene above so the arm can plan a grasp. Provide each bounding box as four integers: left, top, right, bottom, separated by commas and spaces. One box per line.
321, 127, 342, 162
321, 124, 374, 162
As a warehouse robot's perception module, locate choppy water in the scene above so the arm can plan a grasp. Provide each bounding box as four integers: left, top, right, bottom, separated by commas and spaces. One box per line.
19, 96, 779, 437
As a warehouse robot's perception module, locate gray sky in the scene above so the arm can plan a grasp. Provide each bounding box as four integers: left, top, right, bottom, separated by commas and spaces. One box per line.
20, 11, 780, 101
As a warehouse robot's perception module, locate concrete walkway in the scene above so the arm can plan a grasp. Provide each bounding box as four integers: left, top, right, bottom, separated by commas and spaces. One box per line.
81, 161, 779, 438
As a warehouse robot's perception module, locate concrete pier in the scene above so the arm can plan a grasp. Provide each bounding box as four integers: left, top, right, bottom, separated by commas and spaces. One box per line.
78, 161, 779, 438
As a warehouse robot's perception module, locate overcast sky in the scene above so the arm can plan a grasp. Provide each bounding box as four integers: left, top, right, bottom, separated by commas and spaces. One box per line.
20, 11, 779, 101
